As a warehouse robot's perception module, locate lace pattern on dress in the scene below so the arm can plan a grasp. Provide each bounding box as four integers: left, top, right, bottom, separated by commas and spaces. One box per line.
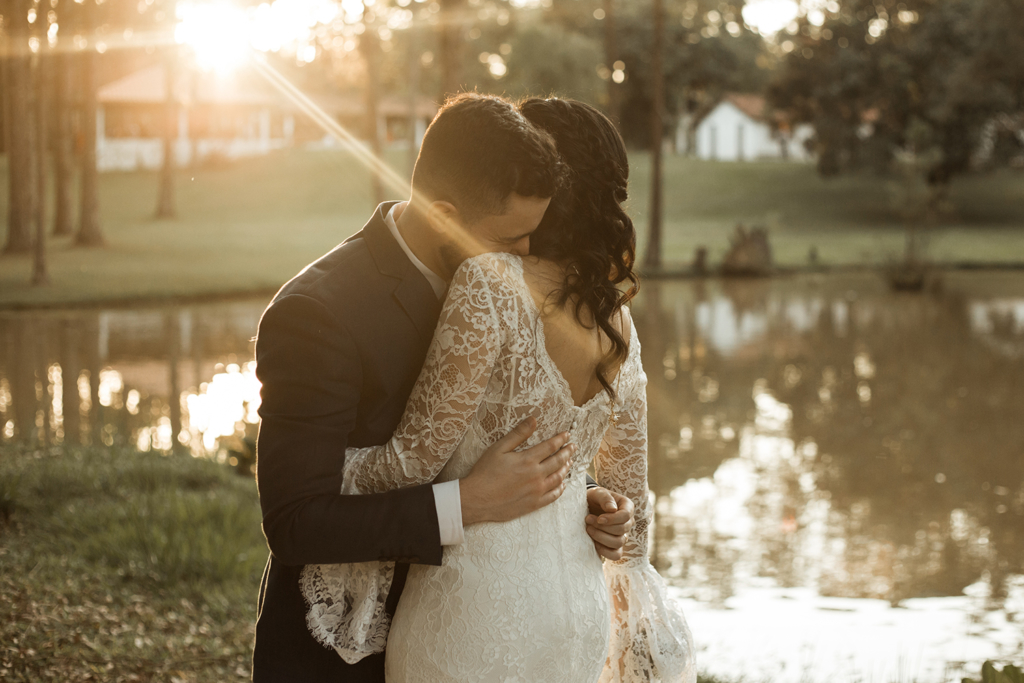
596, 332, 698, 683
300, 254, 508, 661
300, 252, 696, 681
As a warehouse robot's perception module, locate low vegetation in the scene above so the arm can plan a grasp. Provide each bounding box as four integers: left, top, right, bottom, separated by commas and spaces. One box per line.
0, 445, 265, 682
1, 150, 1023, 307
963, 662, 1024, 683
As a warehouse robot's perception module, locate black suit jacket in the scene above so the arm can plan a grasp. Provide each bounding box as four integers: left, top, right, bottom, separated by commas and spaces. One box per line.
252, 202, 445, 682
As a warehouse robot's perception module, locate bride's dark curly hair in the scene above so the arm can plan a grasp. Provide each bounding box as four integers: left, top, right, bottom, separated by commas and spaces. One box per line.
518, 97, 639, 397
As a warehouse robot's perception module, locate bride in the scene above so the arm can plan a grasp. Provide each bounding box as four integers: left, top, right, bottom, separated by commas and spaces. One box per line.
301, 98, 696, 682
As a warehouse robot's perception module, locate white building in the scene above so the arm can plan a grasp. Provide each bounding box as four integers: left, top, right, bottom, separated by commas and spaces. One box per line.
96, 64, 438, 172
686, 93, 814, 162
96, 64, 297, 172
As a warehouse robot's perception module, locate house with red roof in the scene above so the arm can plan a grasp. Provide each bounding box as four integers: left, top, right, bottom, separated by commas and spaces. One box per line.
96, 63, 297, 172
685, 93, 814, 162
96, 64, 438, 172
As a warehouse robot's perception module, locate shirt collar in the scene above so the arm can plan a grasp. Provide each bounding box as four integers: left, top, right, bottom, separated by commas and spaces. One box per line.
384, 202, 447, 301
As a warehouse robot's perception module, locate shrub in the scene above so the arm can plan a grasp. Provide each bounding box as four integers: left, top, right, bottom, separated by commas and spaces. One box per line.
964, 662, 1024, 683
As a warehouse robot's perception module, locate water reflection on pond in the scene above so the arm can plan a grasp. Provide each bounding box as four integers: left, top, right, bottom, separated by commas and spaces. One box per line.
1, 272, 1022, 681
0, 302, 264, 468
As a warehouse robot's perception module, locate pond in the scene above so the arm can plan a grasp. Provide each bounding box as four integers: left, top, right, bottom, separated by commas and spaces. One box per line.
1, 271, 1022, 682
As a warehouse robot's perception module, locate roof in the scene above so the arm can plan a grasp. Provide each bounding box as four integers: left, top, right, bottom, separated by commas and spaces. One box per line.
723, 93, 767, 122
98, 64, 279, 106
309, 93, 439, 119
99, 64, 439, 118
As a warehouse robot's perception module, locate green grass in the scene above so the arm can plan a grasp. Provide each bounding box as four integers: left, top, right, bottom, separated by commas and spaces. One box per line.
627, 154, 1024, 267
0, 445, 265, 681
1, 150, 1023, 307
0, 443, 983, 682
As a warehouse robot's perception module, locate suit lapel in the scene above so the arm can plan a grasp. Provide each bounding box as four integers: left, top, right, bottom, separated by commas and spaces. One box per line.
360, 203, 443, 342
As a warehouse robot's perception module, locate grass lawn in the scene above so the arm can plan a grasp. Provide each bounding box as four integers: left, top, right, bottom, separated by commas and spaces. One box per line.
1, 150, 1023, 307
0, 445, 748, 682
0, 446, 265, 682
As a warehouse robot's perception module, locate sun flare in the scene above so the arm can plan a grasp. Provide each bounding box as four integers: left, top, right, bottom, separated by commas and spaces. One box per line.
174, 0, 342, 73
742, 0, 800, 35
175, 2, 251, 73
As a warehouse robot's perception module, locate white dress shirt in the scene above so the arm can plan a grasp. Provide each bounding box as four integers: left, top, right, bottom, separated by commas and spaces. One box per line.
385, 202, 464, 546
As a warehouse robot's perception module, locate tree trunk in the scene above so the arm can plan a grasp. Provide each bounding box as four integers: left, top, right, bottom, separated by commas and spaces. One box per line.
362, 29, 385, 206
1, 24, 9, 158
603, 0, 621, 126
76, 28, 103, 246
156, 50, 177, 219
644, 0, 665, 270
3, 0, 37, 255
53, 53, 75, 236
438, 0, 465, 99
2, 31, 14, 243
32, 39, 50, 285
407, 23, 420, 179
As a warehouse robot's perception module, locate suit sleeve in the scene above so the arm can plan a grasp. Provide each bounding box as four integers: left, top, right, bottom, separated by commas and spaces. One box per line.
255, 292, 442, 567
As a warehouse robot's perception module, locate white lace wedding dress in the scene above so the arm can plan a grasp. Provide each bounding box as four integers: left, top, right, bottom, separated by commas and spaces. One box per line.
301, 252, 696, 682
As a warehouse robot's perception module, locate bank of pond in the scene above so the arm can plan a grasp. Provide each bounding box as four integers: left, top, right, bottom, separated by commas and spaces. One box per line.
1, 271, 1022, 681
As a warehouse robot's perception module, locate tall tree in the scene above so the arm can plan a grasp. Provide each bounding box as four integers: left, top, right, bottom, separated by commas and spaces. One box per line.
609, 0, 766, 149
75, 0, 104, 247
32, 6, 49, 284
3, 0, 37, 254
52, 51, 75, 236
2, 10, 13, 240
644, 0, 665, 269
155, 48, 178, 219
768, 0, 1024, 189
603, 0, 622, 124
406, 21, 421, 177
361, 23, 385, 206
438, 0, 465, 98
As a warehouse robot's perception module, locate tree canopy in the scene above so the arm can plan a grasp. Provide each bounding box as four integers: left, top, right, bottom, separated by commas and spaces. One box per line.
768, 0, 1024, 185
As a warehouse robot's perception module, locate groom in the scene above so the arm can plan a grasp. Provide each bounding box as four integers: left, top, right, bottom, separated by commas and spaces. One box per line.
253, 94, 635, 681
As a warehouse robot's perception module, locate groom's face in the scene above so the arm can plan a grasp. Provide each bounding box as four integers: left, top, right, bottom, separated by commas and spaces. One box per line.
437, 193, 551, 279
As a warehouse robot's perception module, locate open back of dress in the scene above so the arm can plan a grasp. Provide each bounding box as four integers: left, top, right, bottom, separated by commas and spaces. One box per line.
303, 252, 696, 683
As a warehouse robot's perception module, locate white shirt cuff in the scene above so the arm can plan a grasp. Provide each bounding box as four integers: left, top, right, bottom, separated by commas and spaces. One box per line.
431, 479, 464, 546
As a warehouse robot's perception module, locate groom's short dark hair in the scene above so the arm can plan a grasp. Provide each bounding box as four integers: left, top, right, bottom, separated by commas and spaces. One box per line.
411, 93, 566, 221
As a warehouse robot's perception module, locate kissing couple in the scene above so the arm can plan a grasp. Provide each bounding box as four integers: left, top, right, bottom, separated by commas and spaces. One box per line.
252, 94, 696, 682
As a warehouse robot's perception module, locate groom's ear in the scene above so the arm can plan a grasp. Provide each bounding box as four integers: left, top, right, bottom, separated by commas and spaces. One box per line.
425, 200, 464, 238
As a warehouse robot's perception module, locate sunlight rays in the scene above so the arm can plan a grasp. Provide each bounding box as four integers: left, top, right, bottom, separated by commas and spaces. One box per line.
251, 57, 487, 261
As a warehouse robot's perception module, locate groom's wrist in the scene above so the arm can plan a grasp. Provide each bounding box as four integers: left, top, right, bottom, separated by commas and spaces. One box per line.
432, 480, 464, 545
458, 475, 494, 527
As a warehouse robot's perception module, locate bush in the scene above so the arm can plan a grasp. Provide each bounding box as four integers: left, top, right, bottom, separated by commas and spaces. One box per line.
0, 445, 265, 681
964, 662, 1024, 683
2, 445, 264, 588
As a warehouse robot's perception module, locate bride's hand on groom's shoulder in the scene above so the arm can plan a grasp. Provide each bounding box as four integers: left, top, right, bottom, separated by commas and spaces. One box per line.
460, 417, 574, 526
585, 488, 635, 561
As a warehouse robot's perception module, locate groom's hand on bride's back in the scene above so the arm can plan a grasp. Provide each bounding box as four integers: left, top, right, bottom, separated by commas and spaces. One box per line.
460, 417, 573, 526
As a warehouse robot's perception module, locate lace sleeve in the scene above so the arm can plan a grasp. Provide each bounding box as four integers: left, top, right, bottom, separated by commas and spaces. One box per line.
301, 254, 508, 664
341, 253, 508, 495
596, 314, 697, 683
